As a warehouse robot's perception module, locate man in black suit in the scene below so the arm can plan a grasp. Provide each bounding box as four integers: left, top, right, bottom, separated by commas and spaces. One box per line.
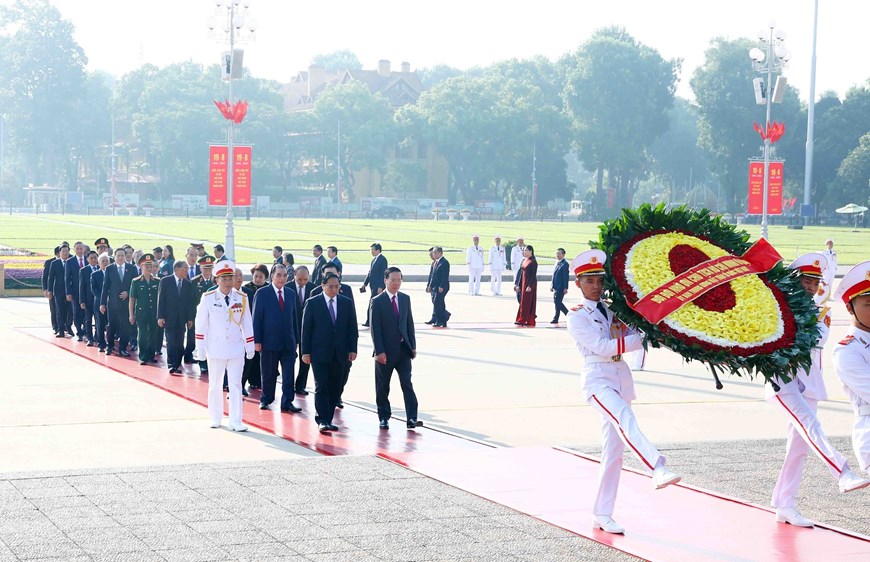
550, 247, 570, 324
289, 265, 314, 396
78, 251, 99, 345
425, 247, 437, 325
42, 245, 61, 334
157, 260, 196, 374
252, 264, 302, 413
301, 272, 359, 433
90, 253, 109, 351
311, 244, 327, 286
100, 248, 136, 356
47, 244, 72, 337
65, 241, 87, 339
370, 267, 421, 430
272, 245, 284, 264
311, 262, 355, 407
327, 246, 342, 275
360, 243, 387, 327
429, 246, 451, 328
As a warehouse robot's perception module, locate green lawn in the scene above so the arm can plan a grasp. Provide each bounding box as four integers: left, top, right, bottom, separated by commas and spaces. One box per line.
1, 215, 867, 266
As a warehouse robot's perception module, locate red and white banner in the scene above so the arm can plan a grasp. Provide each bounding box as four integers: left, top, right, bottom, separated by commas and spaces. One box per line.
747, 161, 784, 215
208, 145, 252, 206
627, 238, 783, 324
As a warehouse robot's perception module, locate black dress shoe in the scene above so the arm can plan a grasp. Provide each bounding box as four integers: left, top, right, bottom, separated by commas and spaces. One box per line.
362, 323, 369, 328
98, 347, 106, 353
259, 402, 270, 410
139, 360, 148, 365
105, 349, 113, 356
424, 320, 435, 325
168, 367, 178, 374
318, 423, 332, 433
183, 356, 194, 364
281, 404, 303, 413
242, 388, 249, 397
407, 419, 423, 429
77, 335, 84, 342
119, 350, 130, 357
379, 419, 389, 429
295, 389, 309, 396
550, 319, 559, 324
328, 423, 339, 431
223, 386, 229, 392
86, 341, 95, 347
150, 358, 158, 363
336, 401, 344, 409
55, 333, 65, 338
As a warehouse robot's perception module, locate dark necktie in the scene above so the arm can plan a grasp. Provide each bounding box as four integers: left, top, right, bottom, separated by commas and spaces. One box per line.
225, 295, 230, 306
328, 298, 336, 325
391, 295, 399, 319
190, 266, 195, 278
79, 257, 84, 269
596, 301, 609, 320
278, 289, 284, 311
177, 278, 182, 295
298, 286, 304, 306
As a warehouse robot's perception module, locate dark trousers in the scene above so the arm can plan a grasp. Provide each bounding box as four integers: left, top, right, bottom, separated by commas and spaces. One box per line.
374, 350, 417, 421
48, 296, 57, 332
136, 315, 157, 361
184, 323, 196, 361
93, 298, 107, 348
312, 360, 346, 424
295, 342, 310, 392
260, 348, 296, 409
553, 290, 569, 320
52, 294, 70, 334
72, 296, 84, 336
433, 290, 448, 324
156, 326, 165, 354
337, 362, 352, 402
243, 351, 262, 388
106, 302, 130, 351
82, 304, 95, 342
165, 324, 185, 369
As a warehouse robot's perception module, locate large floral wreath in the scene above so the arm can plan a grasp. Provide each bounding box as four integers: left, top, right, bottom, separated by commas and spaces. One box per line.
594, 204, 818, 387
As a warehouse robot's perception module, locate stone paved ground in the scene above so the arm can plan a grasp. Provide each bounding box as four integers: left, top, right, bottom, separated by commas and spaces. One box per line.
0, 456, 639, 562
578, 435, 870, 537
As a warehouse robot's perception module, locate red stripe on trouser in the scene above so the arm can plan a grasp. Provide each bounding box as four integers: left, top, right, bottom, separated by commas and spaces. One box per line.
775, 395, 842, 474
592, 394, 654, 471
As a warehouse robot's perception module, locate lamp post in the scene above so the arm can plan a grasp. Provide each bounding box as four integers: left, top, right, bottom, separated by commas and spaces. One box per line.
749, 21, 790, 240
803, 0, 819, 224
207, 0, 257, 261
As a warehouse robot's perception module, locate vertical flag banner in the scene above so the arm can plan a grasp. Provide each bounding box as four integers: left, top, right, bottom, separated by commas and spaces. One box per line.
208, 145, 228, 205
747, 161, 784, 215
767, 162, 783, 215
232, 146, 252, 206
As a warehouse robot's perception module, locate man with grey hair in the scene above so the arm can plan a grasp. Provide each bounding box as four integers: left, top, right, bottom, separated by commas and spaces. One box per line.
292, 265, 314, 395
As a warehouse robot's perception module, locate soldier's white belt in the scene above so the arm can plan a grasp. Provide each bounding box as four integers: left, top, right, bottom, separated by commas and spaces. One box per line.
585, 355, 620, 365
858, 405, 870, 416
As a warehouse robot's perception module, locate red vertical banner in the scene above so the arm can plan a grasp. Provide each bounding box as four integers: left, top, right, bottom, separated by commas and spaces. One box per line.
747, 161, 764, 214
208, 145, 228, 205
767, 161, 783, 215
232, 146, 252, 206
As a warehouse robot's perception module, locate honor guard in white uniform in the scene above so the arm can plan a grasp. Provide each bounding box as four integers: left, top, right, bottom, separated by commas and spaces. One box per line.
822, 238, 837, 295
195, 260, 255, 431
510, 237, 526, 285
489, 236, 506, 295
766, 253, 868, 527
833, 261, 870, 480
565, 250, 681, 535
466, 235, 485, 295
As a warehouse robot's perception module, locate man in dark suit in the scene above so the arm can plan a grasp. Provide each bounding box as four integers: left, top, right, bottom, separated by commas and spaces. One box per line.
551, 247, 570, 324
326, 246, 342, 275
252, 264, 302, 413
47, 244, 72, 337
425, 247, 437, 325
370, 267, 421, 430
301, 272, 359, 433
310, 263, 355, 407
429, 246, 451, 328
360, 243, 387, 327
157, 260, 196, 374
100, 248, 136, 356
78, 251, 99, 345
42, 245, 61, 334
289, 265, 315, 395
272, 246, 284, 264
65, 241, 87, 339
310, 244, 327, 286
90, 253, 109, 351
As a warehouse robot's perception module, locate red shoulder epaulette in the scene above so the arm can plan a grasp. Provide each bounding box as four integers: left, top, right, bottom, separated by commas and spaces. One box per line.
839, 335, 855, 345
570, 304, 583, 312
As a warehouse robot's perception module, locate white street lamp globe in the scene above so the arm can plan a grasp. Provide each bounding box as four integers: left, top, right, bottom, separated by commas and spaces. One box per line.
749, 48, 765, 62
246, 17, 258, 32
206, 16, 216, 30
233, 14, 246, 28
242, 0, 251, 7
213, 0, 225, 6
774, 45, 788, 59
767, 19, 777, 29
774, 29, 787, 41
757, 29, 767, 41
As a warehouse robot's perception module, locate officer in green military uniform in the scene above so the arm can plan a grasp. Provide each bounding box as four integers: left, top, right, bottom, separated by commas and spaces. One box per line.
191, 255, 217, 374
129, 253, 160, 365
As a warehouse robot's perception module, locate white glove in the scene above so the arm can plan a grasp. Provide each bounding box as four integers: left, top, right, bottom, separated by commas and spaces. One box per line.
196, 348, 207, 361
245, 351, 254, 360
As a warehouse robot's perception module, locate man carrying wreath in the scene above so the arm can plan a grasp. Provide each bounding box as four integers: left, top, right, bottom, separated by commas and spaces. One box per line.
566, 249, 681, 535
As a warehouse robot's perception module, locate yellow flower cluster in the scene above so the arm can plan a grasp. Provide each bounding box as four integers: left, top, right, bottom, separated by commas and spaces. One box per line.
625, 233, 782, 347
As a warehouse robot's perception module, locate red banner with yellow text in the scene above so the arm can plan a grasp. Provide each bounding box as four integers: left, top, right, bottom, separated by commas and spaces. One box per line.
232, 145, 252, 206
747, 161, 784, 215
208, 145, 228, 206
627, 238, 783, 324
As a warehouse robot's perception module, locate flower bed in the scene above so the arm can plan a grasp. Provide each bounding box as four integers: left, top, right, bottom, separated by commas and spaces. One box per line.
2, 255, 47, 290
595, 204, 817, 386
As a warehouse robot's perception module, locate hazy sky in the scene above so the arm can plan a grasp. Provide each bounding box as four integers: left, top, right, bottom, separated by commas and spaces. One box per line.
11, 0, 869, 101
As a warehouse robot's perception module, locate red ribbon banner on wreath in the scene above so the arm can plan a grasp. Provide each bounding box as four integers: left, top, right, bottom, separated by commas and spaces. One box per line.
627, 238, 783, 324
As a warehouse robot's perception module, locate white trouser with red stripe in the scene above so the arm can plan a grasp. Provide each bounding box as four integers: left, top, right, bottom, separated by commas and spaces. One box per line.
207, 356, 244, 426
589, 387, 664, 517
853, 415, 870, 475
769, 393, 847, 503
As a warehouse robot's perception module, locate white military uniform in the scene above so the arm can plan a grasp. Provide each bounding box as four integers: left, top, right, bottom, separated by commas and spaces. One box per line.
833, 261, 870, 476
195, 277, 254, 430
766, 254, 848, 509
510, 243, 525, 284
466, 242, 485, 295
489, 244, 506, 295
822, 246, 837, 294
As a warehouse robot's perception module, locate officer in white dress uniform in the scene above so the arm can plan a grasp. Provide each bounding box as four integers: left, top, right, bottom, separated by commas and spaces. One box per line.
833, 261, 870, 481
466, 235, 485, 295
195, 260, 255, 432
766, 253, 868, 527
565, 249, 681, 535
489, 236, 506, 296
821, 238, 837, 295
510, 237, 526, 302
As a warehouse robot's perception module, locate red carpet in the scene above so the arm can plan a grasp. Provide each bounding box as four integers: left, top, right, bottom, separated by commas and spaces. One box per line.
30, 327, 870, 561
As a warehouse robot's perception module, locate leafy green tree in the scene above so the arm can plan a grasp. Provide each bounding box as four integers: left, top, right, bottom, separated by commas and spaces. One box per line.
311, 50, 362, 73
382, 159, 427, 195
647, 97, 708, 202
830, 132, 870, 206
417, 64, 464, 88
562, 26, 679, 214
